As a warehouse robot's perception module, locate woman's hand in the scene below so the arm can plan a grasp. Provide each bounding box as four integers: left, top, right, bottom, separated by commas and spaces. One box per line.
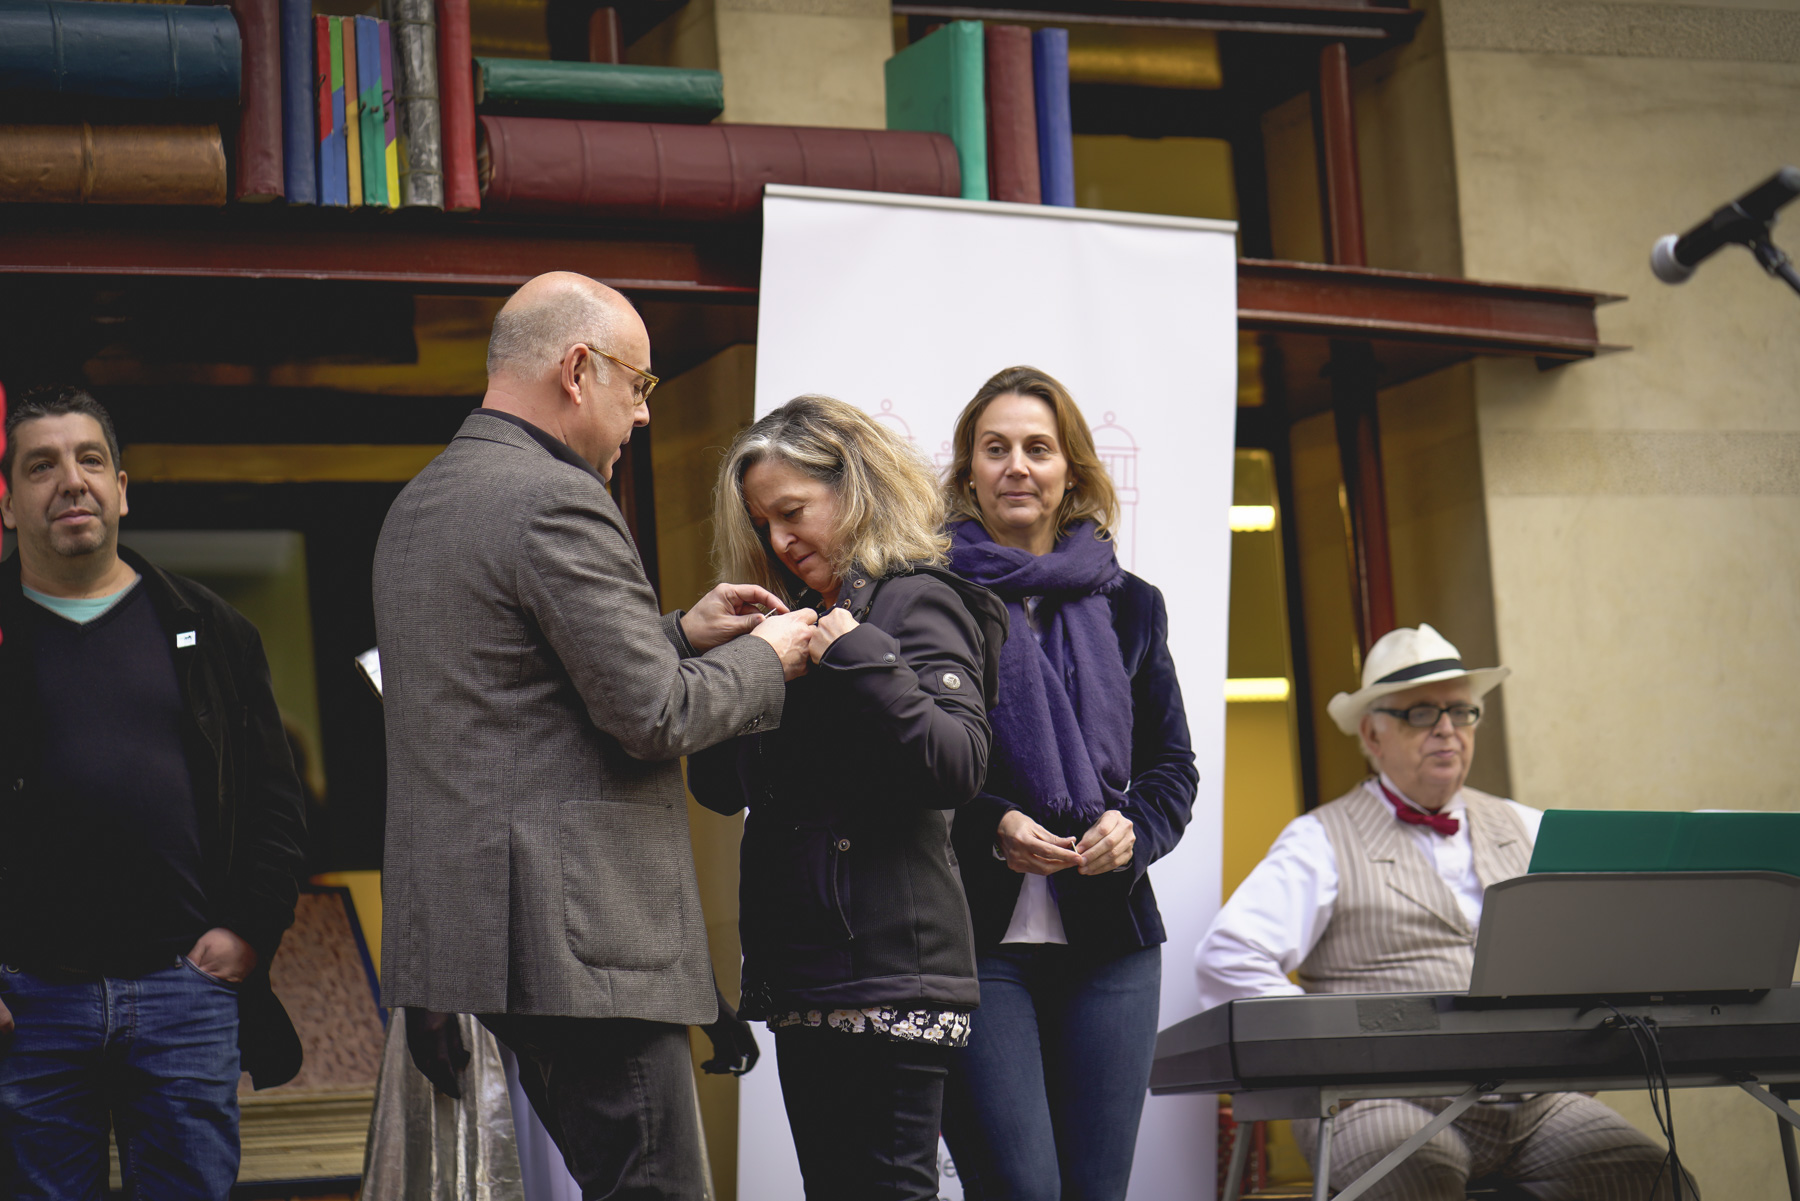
807, 608, 860, 664
682, 582, 789, 652
1074, 810, 1135, 875
996, 810, 1082, 876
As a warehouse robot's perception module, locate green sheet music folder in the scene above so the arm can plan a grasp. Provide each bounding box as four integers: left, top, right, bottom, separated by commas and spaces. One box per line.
1529, 810, 1800, 877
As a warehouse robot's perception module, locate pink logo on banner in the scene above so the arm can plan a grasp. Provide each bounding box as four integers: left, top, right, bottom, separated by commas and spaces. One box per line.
872, 399, 915, 444
1092, 411, 1139, 570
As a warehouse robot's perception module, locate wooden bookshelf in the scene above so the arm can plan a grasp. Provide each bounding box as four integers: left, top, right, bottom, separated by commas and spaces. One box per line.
0, 206, 759, 296
891, 0, 1423, 44
1237, 257, 1623, 414
0, 210, 1616, 403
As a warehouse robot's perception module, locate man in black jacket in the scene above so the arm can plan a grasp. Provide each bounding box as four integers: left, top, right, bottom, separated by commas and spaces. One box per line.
0, 387, 308, 1200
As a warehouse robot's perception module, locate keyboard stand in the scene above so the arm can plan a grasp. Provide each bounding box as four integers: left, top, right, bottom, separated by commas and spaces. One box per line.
1737, 1078, 1800, 1201
1221, 1073, 1800, 1201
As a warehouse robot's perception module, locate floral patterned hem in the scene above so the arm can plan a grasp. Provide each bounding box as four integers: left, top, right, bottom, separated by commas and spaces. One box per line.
766, 1006, 972, 1047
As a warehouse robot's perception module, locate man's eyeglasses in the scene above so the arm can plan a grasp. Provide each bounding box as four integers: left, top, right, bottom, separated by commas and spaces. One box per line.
1373, 703, 1482, 729
582, 344, 659, 403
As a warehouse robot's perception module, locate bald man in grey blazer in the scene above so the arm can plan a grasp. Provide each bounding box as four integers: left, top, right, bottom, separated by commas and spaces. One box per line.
374, 272, 816, 1200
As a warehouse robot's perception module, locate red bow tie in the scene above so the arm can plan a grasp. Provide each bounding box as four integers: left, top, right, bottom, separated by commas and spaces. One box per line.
1379, 780, 1459, 836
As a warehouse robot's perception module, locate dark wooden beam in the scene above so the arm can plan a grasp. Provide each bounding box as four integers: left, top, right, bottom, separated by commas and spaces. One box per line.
0, 212, 1615, 363
1311, 37, 1389, 645
1327, 342, 1394, 646
1314, 42, 1366, 268
1238, 259, 1621, 359
893, 0, 1421, 41
0, 207, 761, 296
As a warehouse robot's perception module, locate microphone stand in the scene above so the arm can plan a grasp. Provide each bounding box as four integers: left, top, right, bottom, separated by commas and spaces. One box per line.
1745, 230, 1800, 298
1709, 202, 1800, 298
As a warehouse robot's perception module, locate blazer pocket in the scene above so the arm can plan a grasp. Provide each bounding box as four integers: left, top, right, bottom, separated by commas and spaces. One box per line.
560, 799, 686, 972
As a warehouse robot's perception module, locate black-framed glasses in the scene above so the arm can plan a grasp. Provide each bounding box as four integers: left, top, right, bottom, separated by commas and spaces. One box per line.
582, 344, 659, 403
1374, 703, 1482, 729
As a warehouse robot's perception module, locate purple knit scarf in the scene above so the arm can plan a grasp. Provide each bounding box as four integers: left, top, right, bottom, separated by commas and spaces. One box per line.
948, 519, 1132, 829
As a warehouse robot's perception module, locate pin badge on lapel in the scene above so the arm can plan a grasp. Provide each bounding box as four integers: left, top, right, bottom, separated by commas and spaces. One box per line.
176, 631, 197, 648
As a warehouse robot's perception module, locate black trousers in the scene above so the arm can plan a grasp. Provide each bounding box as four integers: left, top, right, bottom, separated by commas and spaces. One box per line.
481, 1014, 705, 1201
774, 1024, 952, 1201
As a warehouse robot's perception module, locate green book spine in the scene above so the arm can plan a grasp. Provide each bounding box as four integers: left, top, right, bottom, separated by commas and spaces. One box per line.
884, 20, 986, 201
472, 59, 724, 123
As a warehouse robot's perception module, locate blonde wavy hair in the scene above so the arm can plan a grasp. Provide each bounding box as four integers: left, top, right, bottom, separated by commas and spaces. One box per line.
712, 394, 951, 604
943, 366, 1120, 540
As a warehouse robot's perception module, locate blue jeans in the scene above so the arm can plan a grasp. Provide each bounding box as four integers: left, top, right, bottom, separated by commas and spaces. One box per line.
0, 958, 242, 1201
942, 943, 1162, 1201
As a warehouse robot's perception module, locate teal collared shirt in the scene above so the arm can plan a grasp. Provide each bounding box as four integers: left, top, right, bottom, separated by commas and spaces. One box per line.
23, 575, 142, 624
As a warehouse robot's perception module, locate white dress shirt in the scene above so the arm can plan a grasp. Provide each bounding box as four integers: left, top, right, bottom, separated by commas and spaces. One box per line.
1193, 776, 1543, 1012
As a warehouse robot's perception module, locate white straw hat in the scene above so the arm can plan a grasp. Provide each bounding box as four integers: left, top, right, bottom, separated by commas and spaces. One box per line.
1326, 624, 1510, 736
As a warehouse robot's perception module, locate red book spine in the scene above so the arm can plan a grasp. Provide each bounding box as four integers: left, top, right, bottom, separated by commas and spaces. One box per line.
316, 16, 332, 137
984, 24, 1040, 204
229, 0, 284, 201
477, 118, 961, 222
435, 0, 479, 211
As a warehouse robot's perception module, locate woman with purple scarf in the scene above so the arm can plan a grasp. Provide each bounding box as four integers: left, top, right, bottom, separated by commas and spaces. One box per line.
939, 366, 1199, 1201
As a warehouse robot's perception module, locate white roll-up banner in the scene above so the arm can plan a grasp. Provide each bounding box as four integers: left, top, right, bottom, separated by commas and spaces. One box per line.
743, 185, 1238, 1201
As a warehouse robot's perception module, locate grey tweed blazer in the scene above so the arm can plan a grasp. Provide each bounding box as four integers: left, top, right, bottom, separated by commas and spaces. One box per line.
373, 411, 785, 1023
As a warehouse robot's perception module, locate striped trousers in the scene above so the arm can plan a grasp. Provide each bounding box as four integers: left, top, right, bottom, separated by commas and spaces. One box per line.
1293, 1092, 1692, 1201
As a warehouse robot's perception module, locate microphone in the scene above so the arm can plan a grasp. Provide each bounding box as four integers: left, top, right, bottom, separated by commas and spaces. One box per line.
1651, 167, 1800, 283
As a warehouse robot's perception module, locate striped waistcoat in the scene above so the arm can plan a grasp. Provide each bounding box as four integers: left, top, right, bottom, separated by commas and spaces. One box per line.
1297, 783, 1531, 995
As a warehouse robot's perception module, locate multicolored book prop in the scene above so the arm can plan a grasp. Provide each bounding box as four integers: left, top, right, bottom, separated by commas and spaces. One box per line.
477, 117, 960, 221
0, 0, 242, 102
435, 0, 478, 210
1032, 28, 1074, 207
379, 20, 402, 206
472, 59, 724, 124
342, 14, 362, 205
0, 123, 227, 204
383, 0, 444, 208
983, 24, 1038, 204
279, 0, 315, 204
885, 20, 986, 202
315, 15, 349, 205
354, 15, 388, 207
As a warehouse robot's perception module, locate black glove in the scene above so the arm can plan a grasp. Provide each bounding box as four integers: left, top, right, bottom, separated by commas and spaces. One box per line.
405, 1007, 471, 1099
700, 984, 759, 1076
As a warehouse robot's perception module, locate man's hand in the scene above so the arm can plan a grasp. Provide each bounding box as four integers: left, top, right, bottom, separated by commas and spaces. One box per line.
996, 810, 1082, 876
807, 608, 859, 664
186, 927, 258, 984
750, 608, 817, 681
1074, 809, 1135, 875
681, 583, 790, 653
0, 996, 13, 1050
405, 1007, 471, 1099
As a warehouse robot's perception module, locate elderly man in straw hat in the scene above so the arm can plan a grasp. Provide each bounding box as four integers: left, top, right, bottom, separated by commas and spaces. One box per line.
1194, 625, 1679, 1199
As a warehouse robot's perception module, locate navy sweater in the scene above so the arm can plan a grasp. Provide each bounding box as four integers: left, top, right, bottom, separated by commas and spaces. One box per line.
11, 581, 211, 974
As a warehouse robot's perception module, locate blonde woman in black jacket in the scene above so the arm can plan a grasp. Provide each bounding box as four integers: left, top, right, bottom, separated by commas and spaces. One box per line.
687, 394, 1005, 1201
